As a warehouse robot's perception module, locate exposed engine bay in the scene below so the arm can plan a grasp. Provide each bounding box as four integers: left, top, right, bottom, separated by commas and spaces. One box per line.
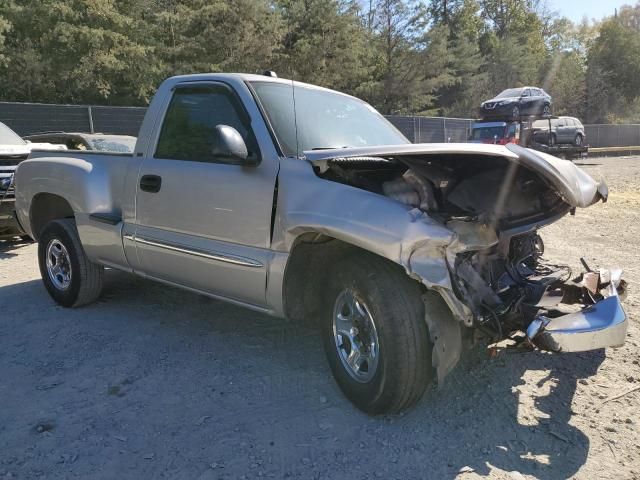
314, 153, 625, 344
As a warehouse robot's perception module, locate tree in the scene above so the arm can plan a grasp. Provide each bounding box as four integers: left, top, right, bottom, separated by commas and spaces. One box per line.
0, 0, 158, 104
545, 51, 586, 117
149, 0, 282, 78
273, 0, 373, 92
0, 5, 11, 66
360, 0, 428, 114
439, 31, 489, 117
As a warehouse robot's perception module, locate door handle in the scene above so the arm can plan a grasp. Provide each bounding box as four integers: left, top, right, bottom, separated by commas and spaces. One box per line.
140, 174, 162, 193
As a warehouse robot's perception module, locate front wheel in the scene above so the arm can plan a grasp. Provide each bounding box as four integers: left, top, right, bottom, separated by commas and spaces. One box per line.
322, 253, 433, 414
511, 106, 521, 120
574, 134, 583, 146
38, 218, 104, 307
542, 103, 552, 116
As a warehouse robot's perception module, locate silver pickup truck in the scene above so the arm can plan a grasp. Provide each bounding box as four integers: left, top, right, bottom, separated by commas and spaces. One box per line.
14, 73, 627, 414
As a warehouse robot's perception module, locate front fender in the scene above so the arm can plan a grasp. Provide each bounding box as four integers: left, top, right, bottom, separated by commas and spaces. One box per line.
274, 158, 471, 316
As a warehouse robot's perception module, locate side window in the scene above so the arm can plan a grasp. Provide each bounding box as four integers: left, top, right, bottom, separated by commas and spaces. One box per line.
155, 85, 260, 164
521, 89, 530, 97
567, 118, 576, 127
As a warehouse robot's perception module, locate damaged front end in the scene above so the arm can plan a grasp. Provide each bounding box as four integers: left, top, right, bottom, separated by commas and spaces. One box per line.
307, 143, 628, 379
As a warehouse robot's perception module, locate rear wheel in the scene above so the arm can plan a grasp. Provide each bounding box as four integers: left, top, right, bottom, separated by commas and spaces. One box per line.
542, 103, 552, 116
322, 253, 433, 414
574, 134, 583, 146
511, 106, 521, 120
38, 218, 104, 307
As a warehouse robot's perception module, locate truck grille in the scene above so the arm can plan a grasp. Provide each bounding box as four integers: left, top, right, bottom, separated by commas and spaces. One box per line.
0, 155, 27, 200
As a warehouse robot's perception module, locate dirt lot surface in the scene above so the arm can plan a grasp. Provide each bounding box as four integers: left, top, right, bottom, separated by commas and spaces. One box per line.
1, 156, 639, 480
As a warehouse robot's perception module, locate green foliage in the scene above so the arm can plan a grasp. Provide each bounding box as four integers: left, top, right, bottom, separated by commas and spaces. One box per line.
0, 0, 635, 124
273, 0, 373, 92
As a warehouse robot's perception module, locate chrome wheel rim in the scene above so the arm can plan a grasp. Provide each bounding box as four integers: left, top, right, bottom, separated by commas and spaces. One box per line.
46, 239, 72, 290
543, 105, 551, 116
332, 289, 380, 383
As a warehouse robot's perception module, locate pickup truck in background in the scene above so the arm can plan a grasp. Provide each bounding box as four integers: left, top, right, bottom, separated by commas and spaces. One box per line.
14, 73, 627, 414
23, 132, 137, 153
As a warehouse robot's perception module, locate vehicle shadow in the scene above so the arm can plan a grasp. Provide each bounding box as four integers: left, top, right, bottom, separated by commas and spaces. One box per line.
0, 270, 604, 479
414, 345, 604, 479
0, 238, 32, 259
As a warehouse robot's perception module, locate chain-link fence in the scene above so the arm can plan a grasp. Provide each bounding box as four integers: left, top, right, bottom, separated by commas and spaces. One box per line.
583, 124, 640, 148
3, 101, 640, 148
0, 102, 147, 137
385, 116, 474, 143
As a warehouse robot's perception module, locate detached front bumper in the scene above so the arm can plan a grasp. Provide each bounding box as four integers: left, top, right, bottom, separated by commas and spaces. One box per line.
527, 294, 627, 352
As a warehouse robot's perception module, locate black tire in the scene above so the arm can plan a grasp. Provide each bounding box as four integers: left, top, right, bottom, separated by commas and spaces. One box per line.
542, 103, 552, 116
38, 218, 104, 307
322, 253, 433, 414
574, 134, 583, 146
511, 106, 520, 120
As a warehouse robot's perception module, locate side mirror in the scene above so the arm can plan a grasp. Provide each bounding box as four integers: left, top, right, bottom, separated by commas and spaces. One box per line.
211, 125, 253, 165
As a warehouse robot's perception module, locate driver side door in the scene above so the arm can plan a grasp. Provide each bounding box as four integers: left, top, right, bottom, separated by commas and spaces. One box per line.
133, 82, 279, 308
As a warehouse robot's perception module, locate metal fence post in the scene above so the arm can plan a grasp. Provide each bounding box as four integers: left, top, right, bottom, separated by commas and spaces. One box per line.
87, 106, 95, 134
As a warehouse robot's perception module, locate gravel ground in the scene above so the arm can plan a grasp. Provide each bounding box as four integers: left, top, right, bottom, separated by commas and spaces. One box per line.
1, 156, 639, 480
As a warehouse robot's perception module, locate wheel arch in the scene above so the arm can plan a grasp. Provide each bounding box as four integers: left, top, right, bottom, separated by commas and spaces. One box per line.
282, 232, 415, 323
29, 193, 75, 241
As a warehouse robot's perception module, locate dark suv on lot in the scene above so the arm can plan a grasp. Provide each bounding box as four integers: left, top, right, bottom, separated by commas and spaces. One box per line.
532, 116, 586, 146
480, 87, 552, 119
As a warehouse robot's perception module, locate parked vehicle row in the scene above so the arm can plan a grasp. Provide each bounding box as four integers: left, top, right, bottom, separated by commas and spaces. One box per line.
13, 73, 627, 414
23, 132, 137, 153
0, 122, 67, 239
469, 116, 588, 159
0, 123, 137, 239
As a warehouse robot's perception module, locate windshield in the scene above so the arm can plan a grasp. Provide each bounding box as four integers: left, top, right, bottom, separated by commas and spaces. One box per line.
496, 88, 524, 99
250, 82, 409, 157
86, 136, 137, 153
471, 126, 506, 140
0, 122, 26, 145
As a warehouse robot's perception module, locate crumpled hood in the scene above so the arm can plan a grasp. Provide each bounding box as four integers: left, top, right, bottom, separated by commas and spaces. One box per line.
505, 144, 607, 207
305, 143, 607, 209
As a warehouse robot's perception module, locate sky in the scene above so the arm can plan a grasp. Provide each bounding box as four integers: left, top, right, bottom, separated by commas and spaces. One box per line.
551, 0, 633, 23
